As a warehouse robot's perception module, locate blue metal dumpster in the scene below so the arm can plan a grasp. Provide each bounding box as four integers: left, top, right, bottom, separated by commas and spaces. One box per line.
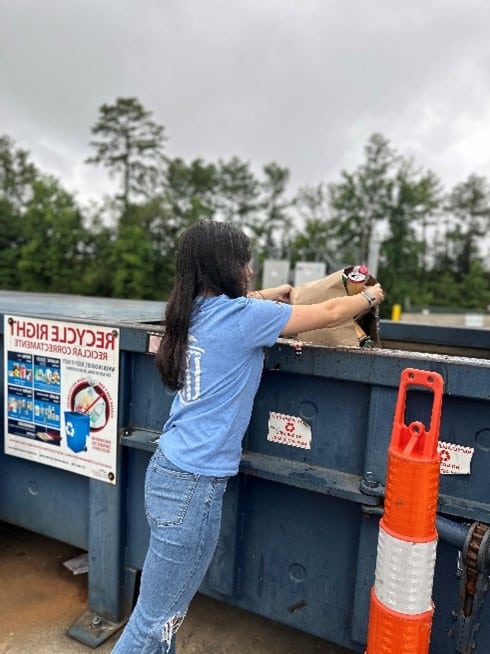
118, 328, 490, 654
1, 291, 489, 653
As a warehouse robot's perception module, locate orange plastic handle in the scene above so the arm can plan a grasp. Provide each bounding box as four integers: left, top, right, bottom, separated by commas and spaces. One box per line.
390, 368, 444, 459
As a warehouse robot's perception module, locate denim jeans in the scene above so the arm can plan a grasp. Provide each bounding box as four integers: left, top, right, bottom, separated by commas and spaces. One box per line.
111, 447, 229, 654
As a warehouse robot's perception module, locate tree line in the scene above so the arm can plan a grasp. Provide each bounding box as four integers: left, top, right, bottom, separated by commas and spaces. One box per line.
1, 96, 490, 318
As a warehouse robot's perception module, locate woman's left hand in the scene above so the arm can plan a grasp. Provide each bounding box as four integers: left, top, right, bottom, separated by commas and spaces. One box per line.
272, 284, 293, 303
248, 284, 293, 303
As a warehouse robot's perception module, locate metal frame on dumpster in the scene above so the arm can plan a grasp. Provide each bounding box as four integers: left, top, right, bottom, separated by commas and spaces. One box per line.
1, 293, 489, 653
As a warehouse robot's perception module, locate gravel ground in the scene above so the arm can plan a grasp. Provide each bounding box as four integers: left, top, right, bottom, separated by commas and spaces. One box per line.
0, 521, 352, 654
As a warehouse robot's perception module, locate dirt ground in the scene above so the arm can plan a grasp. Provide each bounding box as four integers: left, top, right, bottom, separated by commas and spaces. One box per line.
0, 521, 351, 654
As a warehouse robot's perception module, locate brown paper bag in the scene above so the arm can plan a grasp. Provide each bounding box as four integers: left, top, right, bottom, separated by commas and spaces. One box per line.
289, 269, 380, 348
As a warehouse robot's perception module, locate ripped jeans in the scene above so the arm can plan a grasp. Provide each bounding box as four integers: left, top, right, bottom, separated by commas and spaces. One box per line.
111, 447, 229, 654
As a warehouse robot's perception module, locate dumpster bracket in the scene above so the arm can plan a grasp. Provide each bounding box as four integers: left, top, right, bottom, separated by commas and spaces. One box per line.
448, 521, 490, 654
68, 610, 126, 649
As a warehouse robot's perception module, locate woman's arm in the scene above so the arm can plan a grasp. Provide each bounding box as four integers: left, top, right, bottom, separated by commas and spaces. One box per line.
281, 283, 384, 336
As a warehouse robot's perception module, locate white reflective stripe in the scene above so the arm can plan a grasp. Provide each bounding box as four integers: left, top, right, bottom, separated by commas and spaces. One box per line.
374, 528, 437, 615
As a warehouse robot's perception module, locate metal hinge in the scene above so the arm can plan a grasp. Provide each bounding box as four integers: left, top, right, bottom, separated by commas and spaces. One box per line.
448, 521, 490, 654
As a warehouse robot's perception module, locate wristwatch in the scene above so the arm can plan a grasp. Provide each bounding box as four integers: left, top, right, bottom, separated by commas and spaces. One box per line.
361, 289, 376, 307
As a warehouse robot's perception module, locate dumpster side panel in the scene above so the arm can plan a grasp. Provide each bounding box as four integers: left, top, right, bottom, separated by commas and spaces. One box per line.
0, 451, 89, 548
127, 353, 175, 434
247, 370, 370, 475
203, 476, 365, 652
0, 329, 89, 548
123, 450, 366, 652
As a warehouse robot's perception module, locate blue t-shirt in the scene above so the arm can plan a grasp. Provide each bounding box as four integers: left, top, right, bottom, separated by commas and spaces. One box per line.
160, 295, 292, 476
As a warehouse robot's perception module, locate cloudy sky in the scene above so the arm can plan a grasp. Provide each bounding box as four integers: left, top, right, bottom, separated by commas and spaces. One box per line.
2, 0, 490, 204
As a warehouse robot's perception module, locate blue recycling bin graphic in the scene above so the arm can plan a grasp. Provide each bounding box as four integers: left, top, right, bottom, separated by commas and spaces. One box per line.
64, 411, 90, 453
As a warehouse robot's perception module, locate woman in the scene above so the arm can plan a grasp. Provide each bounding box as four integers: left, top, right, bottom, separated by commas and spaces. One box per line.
112, 220, 383, 653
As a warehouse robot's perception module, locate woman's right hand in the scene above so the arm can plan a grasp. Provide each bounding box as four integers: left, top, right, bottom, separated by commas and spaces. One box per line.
365, 283, 384, 307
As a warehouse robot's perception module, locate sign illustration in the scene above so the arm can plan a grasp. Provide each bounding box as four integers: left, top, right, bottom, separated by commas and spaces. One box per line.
4, 315, 120, 484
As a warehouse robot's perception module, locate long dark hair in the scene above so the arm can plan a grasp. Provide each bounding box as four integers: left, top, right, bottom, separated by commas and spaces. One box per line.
156, 220, 251, 390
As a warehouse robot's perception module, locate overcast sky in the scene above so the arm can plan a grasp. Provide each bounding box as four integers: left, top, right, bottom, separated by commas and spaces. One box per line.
2, 0, 490, 205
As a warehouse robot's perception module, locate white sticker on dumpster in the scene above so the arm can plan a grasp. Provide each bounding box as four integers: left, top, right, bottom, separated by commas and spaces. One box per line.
438, 441, 474, 475
267, 412, 311, 449
3, 315, 120, 485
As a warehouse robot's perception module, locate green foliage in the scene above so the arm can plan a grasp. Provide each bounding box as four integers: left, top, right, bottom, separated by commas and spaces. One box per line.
17, 177, 91, 294
458, 261, 490, 309
1, 104, 490, 316
0, 198, 20, 288
216, 157, 260, 226
109, 222, 155, 299
164, 157, 218, 225
0, 134, 38, 210
328, 133, 396, 263
250, 162, 295, 259
292, 184, 344, 269
0, 135, 40, 289
377, 161, 443, 313
86, 97, 166, 209
78, 221, 115, 298
445, 174, 490, 277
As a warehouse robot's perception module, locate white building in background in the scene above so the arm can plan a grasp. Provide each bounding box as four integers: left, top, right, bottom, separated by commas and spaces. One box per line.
261, 259, 290, 289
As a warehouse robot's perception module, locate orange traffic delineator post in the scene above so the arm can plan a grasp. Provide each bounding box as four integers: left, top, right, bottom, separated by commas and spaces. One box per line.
366, 368, 444, 654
